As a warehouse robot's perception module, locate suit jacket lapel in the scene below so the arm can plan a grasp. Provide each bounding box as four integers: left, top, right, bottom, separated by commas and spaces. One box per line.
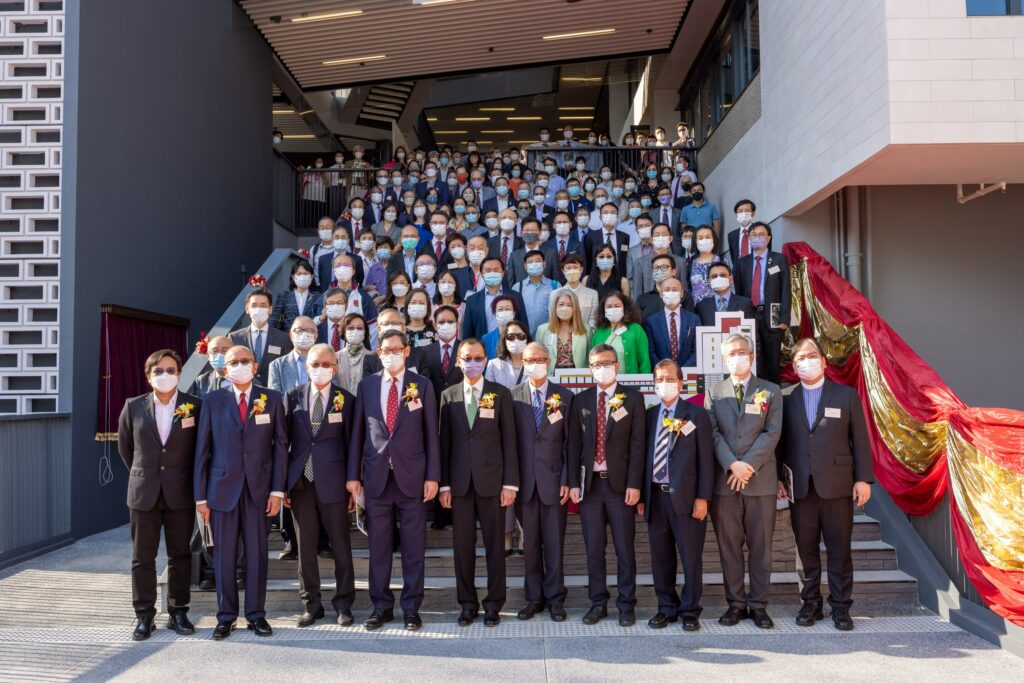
226, 388, 243, 430
812, 381, 833, 433
795, 384, 811, 433
300, 383, 314, 439
143, 393, 162, 443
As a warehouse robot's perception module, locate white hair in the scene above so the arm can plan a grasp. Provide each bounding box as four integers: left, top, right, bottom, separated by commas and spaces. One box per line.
720, 333, 753, 354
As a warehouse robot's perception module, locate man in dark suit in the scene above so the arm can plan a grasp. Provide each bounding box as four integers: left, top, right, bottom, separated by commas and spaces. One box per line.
585, 203, 631, 274
439, 338, 519, 627
567, 344, 646, 627
316, 231, 366, 293
529, 187, 556, 225
117, 349, 200, 641
548, 211, 587, 276
504, 219, 561, 287
488, 209, 524, 269
419, 305, 461, 531
194, 345, 288, 640
284, 344, 357, 628
229, 289, 292, 387
705, 333, 782, 630
777, 338, 874, 631
512, 343, 572, 622
643, 278, 700, 366
634, 254, 696, 320
733, 222, 790, 384
415, 162, 450, 205
696, 262, 756, 326
347, 330, 441, 632
188, 335, 232, 397
460, 257, 528, 340
726, 198, 757, 265
639, 360, 714, 632
363, 308, 426, 376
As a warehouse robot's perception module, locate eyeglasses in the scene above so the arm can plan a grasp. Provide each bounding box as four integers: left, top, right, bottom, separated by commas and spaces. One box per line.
505, 332, 527, 341
151, 367, 178, 376
308, 362, 336, 369
293, 328, 317, 336
380, 349, 405, 357
589, 362, 616, 369
522, 357, 548, 364
460, 356, 487, 363
226, 359, 253, 367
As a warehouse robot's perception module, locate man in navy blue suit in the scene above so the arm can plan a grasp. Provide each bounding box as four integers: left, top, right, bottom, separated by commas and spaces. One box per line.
639, 359, 715, 632
547, 211, 587, 278
644, 278, 700, 366
347, 330, 440, 632
284, 344, 357, 629
510, 343, 573, 622
460, 256, 528, 339
415, 161, 449, 206
194, 345, 288, 640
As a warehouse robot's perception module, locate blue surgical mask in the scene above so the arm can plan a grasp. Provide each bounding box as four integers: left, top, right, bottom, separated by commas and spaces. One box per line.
568, 186, 581, 197
628, 207, 642, 219
402, 237, 420, 251
518, 189, 530, 200
646, 170, 657, 179
454, 205, 466, 215
612, 187, 624, 198
526, 262, 544, 277
376, 247, 392, 261
482, 272, 503, 287
496, 186, 509, 196
333, 238, 349, 251
750, 236, 769, 251
640, 197, 652, 207
596, 257, 614, 271
209, 353, 226, 371
466, 212, 479, 223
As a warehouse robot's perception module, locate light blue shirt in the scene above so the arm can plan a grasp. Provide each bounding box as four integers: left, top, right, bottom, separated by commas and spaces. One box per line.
517, 277, 554, 335
484, 288, 499, 333
679, 201, 720, 229
544, 174, 566, 206
802, 379, 824, 429
751, 251, 768, 304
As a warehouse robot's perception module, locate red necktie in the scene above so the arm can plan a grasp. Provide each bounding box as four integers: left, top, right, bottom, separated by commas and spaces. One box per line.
441, 344, 451, 376
386, 379, 399, 433
435, 240, 443, 262
559, 240, 566, 259
669, 311, 678, 362
331, 323, 341, 352
752, 256, 763, 306
500, 237, 508, 266
238, 392, 248, 424
595, 391, 607, 467
740, 229, 750, 258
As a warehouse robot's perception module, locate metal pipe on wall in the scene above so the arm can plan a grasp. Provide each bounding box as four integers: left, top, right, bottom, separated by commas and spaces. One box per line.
844, 186, 863, 292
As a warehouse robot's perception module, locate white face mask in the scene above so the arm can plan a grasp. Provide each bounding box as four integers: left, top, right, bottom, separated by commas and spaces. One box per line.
506, 338, 526, 355
391, 283, 409, 298
309, 366, 334, 386
370, 193, 383, 204
413, 206, 427, 217
737, 211, 753, 226
604, 307, 623, 323
796, 358, 823, 381
556, 305, 574, 321
468, 250, 486, 265
594, 197, 607, 208
524, 363, 548, 380
591, 365, 616, 385
294, 274, 312, 289
334, 266, 354, 282
151, 373, 178, 393
436, 321, 458, 340
407, 303, 428, 319
696, 238, 715, 254
293, 331, 315, 351
485, 216, 499, 229
416, 265, 436, 280
345, 328, 365, 346
380, 323, 404, 335
637, 227, 652, 240
448, 246, 465, 262
495, 310, 515, 326
709, 276, 731, 292
431, 223, 447, 237
351, 207, 364, 219
381, 352, 405, 372
384, 211, 397, 222
654, 380, 680, 402
725, 354, 751, 375
438, 281, 456, 296
326, 303, 346, 320
360, 239, 375, 252
318, 229, 333, 241
226, 362, 255, 385
601, 213, 617, 226
652, 235, 671, 250
661, 291, 681, 307
249, 307, 269, 324
500, 218, 516, 232
554, 222, 571, 237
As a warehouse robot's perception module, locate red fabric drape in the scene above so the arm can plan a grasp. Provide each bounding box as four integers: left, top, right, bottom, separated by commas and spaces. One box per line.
97, 311, 188, 438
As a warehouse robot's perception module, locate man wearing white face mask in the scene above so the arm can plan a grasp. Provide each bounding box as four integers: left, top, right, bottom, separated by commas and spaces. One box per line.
310, 216, 337, 286
487, 209, 524, 270
727, 198, 757, 264
421, 305, 463, 411
547, 211, 587, 278
118, 349, 201, 641
318, 289, 348, 352
777, 338, 873, 632
696, 262, 755, 326
644, 278, 700, 367
704, 333, 782, 631
633, 225, 689, 308
540, 155, 566, 205
268, 317, 318, 395
229, 289, 292, 386
413, 255, 438, 298
317, 225, 366, 292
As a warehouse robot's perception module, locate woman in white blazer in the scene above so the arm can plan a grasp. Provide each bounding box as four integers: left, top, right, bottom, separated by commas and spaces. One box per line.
533, 289, 589, 372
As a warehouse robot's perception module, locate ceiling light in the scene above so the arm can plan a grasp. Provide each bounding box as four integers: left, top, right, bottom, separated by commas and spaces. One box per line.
426, 117, 438, 122
291, 9, 363, 23
322, 54, 387, 66
481, 130, 514, 134
559, 115, 593, 120
455, 116, 490, 121
272, 109, 294, 114
283, 134, 316, 139
558, 106, 595, 110
462, 140, 492, 144
480, 107, 515, 112
413, 0, 474, 6
508, 140, 538, 144
434, 130, 468, 134
507, 116, 541, 121
297, 109, 314, 116
542, 28, 615, 41
561, 77, 602, 82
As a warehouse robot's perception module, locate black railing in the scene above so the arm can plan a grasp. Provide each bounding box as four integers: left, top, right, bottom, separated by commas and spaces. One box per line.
524, 144, 700, 178
291, 166, 385, 237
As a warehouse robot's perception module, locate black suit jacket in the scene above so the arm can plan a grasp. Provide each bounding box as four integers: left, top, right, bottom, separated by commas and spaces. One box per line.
363, 346, 426, 377
419, 340, 464, 409
584, 228, 631, 274
439, 380, 519, 498
117, 392, 201, 511
285, 382, 355, 504
734, 250, 791, 324
460, 287, 528, 340
511, 381, 572, 506
544, 234, 588, 277
777, 380, 874, 500
228, 325, 293, 386
487, 234, 524, 264
641, 400, 714, 520
567, 385, 646, 493
695, 293, 756, 326
316, 249, 366, 292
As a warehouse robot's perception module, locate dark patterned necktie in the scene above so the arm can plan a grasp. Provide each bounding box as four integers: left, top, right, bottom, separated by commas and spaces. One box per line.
595, 391, 607, 467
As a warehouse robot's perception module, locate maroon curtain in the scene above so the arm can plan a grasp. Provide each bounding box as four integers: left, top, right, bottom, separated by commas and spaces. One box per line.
96, 309, 188, 440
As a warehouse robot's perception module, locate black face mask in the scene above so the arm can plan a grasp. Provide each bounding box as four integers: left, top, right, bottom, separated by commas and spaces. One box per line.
682, 183, 693, 192
690, 191, 704, 202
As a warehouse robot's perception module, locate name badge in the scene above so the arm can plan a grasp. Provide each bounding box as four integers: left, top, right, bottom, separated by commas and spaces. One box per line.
328, 413, 342, 423
824, 407, 841, 419
181, 417, 195, 429
614, 326, 627, 337
548, 411, 563, 424
681, 421, 696, 436
255, 413, 271, 424
612, 407, 628, 422
267, 345, 282, 355
448, 263, 459, 269
479, 408, 495, 419
744, 403, 762, 415
408, 399, 422, 411
620, 243, 629, 251
768, 265, 780, 275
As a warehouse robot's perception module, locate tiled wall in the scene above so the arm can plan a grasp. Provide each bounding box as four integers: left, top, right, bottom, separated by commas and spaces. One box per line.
0, 0, 63, 414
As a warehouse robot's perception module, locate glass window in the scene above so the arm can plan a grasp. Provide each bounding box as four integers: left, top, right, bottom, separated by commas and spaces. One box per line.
966, 0, 1022, 15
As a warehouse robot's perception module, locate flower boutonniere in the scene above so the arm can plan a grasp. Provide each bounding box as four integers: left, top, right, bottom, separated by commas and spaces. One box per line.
248, 274, 266, 288
753, 390, 770, 414
173, 403, 195, 423
479, 393, 497, 410
608, 393, 626, 411
297, 247, 310, 260
194, 331, 209, 355
662, 416, 688, 435
251, 393, 268, 418
402, 383, 420, 405
545, 394, 563, 415
332, 391, 345, 413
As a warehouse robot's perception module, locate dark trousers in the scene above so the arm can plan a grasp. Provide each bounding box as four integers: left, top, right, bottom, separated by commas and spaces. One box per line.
791, 484, 854, 609
210, 486, 270, 623
452, 489, 506, 613
754, 310, 783, 384
579, 476, 637, 612
711, 492, 776, 610
648, 489, 706, 618
130, 494, 193, 619
517, 492, 567, 606
366, 473, 427, 611
290, 480, 355, 615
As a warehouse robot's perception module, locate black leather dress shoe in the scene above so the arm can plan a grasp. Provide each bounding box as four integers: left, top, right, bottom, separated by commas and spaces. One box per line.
517, 602, 544, 621
318, 546, 334, 559
337, 610, 354, 627
548, 604, 567, 622
212, 621, 236, 640
750, 608, 774, 629
718, 606, 749, 626
132, 616, 154, 641
167, 613, 195, 636
247, 617, 274, 637
647, 612, 678, 629
404, 610, 422, 631
364, 608, 394, 631
796, 602, 824, 627
278, 545, 297, 561
297, 606, 325, 627
198, 577, 215, 591
832, 609, 854, 631
681, 616, 701, 632
483, 611, 500, 627
582, 605, 607, 625
457, 608, 478, 627
618, 611, 636, 627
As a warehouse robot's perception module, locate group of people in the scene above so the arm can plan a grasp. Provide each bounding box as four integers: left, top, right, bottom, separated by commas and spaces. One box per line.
116, 126, 874, 642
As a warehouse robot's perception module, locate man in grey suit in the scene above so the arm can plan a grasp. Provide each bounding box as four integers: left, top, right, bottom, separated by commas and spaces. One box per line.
704, 333, 782, 629
777, 338, 874, 631
228, 289, 293, 386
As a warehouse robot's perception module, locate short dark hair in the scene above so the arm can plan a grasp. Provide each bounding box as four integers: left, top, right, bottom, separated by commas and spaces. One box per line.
708, 261, 733, 277
379, 329, 407, 347
144, 349, 182, 376
521, 217, 542, 231
653, 358, 683, 380
458, 337, 486, 356
749, 221, 772, 239
734, 198, 756, 213
595, 290, 642, 328
322, 287, 346, 300
693, 224, 721, 254
561, 253, 585, 268
651, 253, 676, 269
524, 249, 545, 262
588, 343, 618, 363
246, 288, 272, 307
482, 256, 505, 272
433, 304, 459, 321
490, 294, 519, 315
341, 313, 369, 349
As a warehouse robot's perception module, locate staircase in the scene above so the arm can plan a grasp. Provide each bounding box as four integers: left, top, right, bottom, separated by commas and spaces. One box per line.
356, 81, 416, 128
180, 509, 918, 615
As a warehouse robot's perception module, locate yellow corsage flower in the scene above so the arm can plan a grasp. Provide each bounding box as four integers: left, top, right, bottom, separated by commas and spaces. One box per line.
173, 403, 195, 423
251, 393, 268, 417
479, 393, 497, 410
545, 394, 563, 415
402, 383, 420, 405
332, 391, 345, 412
662, 416, 688, 435
608, 393, 626, 411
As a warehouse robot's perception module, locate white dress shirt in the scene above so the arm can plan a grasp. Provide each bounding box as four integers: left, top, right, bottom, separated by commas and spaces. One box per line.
294, 289, 309, 316
380, 369, 406, 420
731, 373, 752, 397
309, 383, 331, 417
594, 382, 617, 472
153, 391, 177, 445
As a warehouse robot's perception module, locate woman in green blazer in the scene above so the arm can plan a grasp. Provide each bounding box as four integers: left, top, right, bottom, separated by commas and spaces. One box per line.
589, 290, 652, 374
535, 289, 590, 371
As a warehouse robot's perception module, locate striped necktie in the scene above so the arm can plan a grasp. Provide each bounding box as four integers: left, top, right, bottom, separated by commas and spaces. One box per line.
532, 389, 543, 431
653, 408, 671, 484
